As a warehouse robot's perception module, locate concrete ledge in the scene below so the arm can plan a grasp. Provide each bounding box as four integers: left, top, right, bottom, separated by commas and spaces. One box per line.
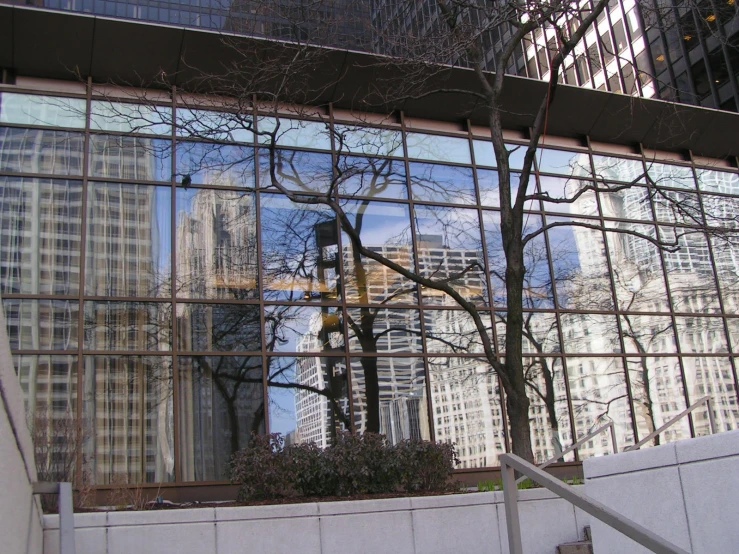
675, 429, 739, 464
583, 442, 678, 478
215, 502, 319, 521
317, 496, 412, 515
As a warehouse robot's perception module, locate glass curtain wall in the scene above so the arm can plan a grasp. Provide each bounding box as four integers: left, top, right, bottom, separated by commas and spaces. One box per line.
1, 89, 739, 486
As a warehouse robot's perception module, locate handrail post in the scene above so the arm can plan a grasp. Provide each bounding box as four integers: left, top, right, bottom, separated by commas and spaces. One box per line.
609, 422, 618, 454
58, 482, 76, 554
501, 459, 523, 554
706, 398, 717, 435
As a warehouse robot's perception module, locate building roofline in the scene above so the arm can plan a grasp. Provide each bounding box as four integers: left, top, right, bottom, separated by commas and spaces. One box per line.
1, 4, 737, 160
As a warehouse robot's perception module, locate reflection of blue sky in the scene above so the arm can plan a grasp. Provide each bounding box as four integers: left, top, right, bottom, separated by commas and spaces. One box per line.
343, 200, 412, 245
269, 385, 297, 437
413, 205, 481, 250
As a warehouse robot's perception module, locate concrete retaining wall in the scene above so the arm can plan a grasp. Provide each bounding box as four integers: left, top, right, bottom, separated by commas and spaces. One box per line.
584, 430, 739, 554
0, 300, 44, 554
43, 488, 591, 554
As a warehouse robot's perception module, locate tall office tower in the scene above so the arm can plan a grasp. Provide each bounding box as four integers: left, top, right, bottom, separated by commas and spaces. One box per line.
370, 0, 739, 111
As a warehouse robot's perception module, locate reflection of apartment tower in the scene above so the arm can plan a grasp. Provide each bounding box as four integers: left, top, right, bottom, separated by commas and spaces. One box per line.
176, 188, 258, 301
429, 357, 506, 468
416, 234, 485, 304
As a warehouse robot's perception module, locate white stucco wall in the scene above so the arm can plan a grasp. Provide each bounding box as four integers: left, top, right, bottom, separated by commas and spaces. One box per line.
42, 488, 591, 554
584, 430, 739, 554
0, 300, 44, 554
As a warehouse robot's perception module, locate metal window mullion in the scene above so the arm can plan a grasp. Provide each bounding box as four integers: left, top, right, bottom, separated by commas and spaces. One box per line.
641, 145, 696, 439
689, 155, 739, 420
399, 110, 434, 441
588, 135, 640, 450
170, 86, 181, 484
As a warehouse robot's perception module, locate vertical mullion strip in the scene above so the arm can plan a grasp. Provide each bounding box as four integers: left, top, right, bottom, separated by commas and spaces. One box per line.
170, 87, 181, 483
588, 136, 637, 452
399, 111, 434, 441
75, 77, 93, 487
468, 120, 504, 463
643, 146, 695, 439
253, 97, 270, 437
328, 104, 355, 434
690, 156, 739, 425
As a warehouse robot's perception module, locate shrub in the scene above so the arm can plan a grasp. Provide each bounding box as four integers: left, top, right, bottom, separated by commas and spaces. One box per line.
230, 433, 295, 501
396, 439, 459, 492
230, 432, 460, 501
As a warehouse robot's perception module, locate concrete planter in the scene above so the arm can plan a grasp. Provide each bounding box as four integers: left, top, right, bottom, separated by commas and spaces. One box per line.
43, 488, 590, 554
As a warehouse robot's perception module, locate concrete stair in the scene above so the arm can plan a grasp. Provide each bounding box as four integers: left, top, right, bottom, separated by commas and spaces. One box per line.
556, 526, 592, 554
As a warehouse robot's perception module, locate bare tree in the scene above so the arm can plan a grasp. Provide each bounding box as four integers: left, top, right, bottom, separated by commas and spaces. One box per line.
91, 0, 739, 464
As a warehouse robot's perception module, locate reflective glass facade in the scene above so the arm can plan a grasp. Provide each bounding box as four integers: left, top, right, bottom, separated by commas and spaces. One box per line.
2, 88, 739, 487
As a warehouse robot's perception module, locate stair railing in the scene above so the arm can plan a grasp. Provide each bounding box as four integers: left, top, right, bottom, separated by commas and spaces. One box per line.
515, 420, 617, 485
33, 481, 76, 554
625, 395, 716, 452
501, 453, 689, 554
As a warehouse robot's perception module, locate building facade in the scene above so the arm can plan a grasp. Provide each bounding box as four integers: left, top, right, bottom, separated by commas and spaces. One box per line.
1, 70, 738, 489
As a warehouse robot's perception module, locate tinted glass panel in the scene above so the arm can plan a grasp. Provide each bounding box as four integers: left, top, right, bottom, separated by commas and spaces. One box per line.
337, 156, 407, 200
409, 162, 476, 204
90, 101, 171, 135
0, 93, 86, 128
406, 133, 471, 164
264, 305, 344, 353
89, 135, 171, 182
0, 128, 84, 176
176, 142, 255, 188
178, 303, 261, 351
3, 299, 79, 350
83, 301, 172, 351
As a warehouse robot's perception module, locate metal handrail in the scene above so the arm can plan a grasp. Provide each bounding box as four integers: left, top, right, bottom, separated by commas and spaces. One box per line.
516, 420, 618, 485
625, 395, 716, 452
32, 481, 76, 554
500, 453, 689, 554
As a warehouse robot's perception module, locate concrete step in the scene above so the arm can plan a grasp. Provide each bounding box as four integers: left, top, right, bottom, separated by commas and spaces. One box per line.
556, 541, 593, 554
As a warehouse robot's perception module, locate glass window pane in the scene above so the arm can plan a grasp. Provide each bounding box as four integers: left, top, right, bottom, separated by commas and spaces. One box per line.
14, 354, 79, 481
652, 190, 702, 225
620, 315, 677, 354
646, 161, 695, 190
538, 176, 598, 216
675, 316, 728, 353
484, 211, 548, 307
83, 301, 171, 351
428, 356, 506, 468
684, 356, 738, 434
506, 143, 526, 171
178, 303, 261, 351
90, 101, 171, 135
599, 184, 652, 221
567, 356, 635, 454
414, 205, 486, 305
176, 188, 257, 300
626, 356, 690, 446
424, 310, 491, 353
592, 154, 645, 183
176, 108, 253, 143
536, 148, 591, 177
527, 357, 574, 463
3, 299, 79, 350
83, 355, 174, 484
547, 217, 612, 310
257, 117, 331, 150
0, 128, 84, 176
473, 140, 496, 167
712, 234, 739, 313
347, 308, 423, 354
0, 177, 82, 295
341, 200, 416, 304
179, 356, 264, 481
267, 356, 349, 448
176, 142, 254, 188
0, 93, 86, 128
405, 132, 471, 164
265, 305, 344, 353
337, 156, 407, 200
89, 135, 171, 182
605, 225, 670, 312
495, 311, 561, 355
258, 150, 332, 193
350, 356, 429, 441
409, 162, 476, 204
560, 313, 620, 353
696, 168, 739, 194
86, 183, 171, 298
478, 170, 534, 210
659, 227, 720, 313
334, 125, 403, 157
261, 193, 339, 302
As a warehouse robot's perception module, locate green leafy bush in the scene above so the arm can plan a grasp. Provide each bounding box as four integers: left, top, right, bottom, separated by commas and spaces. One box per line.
230, 432, 459, 501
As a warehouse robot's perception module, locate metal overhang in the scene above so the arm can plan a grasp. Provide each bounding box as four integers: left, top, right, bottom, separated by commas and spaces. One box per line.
2, 4, 738, 160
